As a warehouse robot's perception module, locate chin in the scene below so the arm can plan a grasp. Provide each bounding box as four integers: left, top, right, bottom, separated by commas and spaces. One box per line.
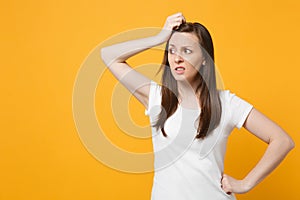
171, 73, 185, 81
173, 76, 193, 84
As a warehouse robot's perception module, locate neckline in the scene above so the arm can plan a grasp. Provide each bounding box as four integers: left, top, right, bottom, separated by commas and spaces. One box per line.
178, 104, 201, 112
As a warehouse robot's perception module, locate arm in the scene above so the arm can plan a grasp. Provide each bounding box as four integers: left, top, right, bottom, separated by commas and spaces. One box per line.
100, 12, 185, 108
221, 108, 295, 194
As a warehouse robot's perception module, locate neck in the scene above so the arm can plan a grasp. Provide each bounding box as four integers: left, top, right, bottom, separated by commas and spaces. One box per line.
177, 80, 200, 108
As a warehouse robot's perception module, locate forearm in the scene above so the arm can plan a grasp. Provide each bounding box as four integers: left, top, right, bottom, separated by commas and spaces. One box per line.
101, 12, 185, 66
100, 34, 165, 66
242, 136, 294, 191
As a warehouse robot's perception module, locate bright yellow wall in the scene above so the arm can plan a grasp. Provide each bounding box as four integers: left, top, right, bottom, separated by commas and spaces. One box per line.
1, 0, 300, 199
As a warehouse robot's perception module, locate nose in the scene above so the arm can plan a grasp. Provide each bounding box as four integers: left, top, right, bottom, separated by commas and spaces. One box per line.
174, 53, 183, 63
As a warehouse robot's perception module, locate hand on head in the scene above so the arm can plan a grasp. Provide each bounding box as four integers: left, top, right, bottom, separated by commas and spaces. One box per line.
157, 12, 186, 43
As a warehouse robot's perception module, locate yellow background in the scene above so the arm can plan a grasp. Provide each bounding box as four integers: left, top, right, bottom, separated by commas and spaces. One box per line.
1, 0, 300, 199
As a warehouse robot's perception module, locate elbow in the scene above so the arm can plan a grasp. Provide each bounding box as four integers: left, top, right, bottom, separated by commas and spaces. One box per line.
288, 137, 295, 151
282, 135, 295, 152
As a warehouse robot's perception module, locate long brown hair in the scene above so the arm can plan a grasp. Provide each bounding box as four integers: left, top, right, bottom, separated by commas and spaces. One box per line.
154, 22, 222, 139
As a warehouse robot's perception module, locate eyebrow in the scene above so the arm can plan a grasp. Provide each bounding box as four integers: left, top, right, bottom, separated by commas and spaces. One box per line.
169, 44, 194, 48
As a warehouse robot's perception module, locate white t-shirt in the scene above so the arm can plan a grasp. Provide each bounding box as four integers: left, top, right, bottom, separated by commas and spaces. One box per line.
145, 81, 253, 200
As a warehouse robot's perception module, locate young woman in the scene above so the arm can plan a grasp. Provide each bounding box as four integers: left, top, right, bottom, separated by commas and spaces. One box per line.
100, 12, 294, 200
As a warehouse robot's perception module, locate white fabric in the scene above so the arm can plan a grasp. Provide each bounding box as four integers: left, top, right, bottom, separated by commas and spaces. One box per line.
145, 81, 253, 200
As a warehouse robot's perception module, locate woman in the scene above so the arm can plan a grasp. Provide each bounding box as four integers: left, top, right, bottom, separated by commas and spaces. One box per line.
100, 12, 294, 200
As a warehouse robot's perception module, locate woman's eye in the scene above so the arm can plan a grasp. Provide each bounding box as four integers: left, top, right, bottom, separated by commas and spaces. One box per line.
168, 49, 175, 54
184, 49, 192, 54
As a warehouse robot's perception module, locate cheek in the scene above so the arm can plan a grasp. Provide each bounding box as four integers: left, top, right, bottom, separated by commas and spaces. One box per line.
193, 62, 202, 71
186, 57, 202, 70
187, 50, 204, 67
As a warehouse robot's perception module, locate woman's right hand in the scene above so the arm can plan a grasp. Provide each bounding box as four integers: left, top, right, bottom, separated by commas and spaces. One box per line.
156, 12, 186, 43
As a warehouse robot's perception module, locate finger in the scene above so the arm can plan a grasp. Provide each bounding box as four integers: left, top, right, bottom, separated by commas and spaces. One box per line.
221, 176, 230, 190
167, 18, 180, 26
169, 12, 182, 19
172, 24, 181, 30
222, 185, 231, 194
174, 17, 185, 26
221, 174, 225, 184
172, 13, 184, 21
174, 18, 182, 22
175, 12, 185, 21
178, 15, 185, 23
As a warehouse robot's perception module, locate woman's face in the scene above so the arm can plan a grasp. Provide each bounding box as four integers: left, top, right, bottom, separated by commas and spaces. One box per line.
168, 32, 205, 84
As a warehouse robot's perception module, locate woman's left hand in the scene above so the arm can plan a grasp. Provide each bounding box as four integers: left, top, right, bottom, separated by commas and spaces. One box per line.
221, 174, 251, 194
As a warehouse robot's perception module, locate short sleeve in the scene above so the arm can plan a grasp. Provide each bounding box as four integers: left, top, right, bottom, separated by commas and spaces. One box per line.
145, 81, 161, 116
225, 91, 254, 129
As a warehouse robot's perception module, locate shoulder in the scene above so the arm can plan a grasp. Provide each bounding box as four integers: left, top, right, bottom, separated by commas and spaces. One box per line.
150, 80, 161, 89
218, 89, 246, 102
218, 89, 234, 103
148, 80, 162, 103
145, 80, 162, 116
218, 89, 253, 112
218, 89, 254, 128
149, 80, 162, 96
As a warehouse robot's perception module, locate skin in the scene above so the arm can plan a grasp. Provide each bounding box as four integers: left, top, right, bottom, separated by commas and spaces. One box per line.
101, 12, 295, 195
222, 107, 294, 194
167, 32, 205, 108
168, 32, 205, 85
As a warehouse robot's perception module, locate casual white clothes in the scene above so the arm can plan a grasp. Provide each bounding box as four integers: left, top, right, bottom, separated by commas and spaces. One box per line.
145, 81, 253, 200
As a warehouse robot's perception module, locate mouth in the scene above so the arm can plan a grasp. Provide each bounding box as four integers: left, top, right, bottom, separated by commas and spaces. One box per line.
175, 66, 186, 71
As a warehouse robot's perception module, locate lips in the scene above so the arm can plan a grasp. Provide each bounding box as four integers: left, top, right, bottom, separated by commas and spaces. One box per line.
175, 66, 186, 71
174, 66, 185, 74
